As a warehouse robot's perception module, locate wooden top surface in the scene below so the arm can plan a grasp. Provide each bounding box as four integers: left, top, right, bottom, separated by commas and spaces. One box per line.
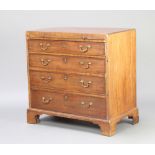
27, 27, 134, 40
29, 27, 132, 34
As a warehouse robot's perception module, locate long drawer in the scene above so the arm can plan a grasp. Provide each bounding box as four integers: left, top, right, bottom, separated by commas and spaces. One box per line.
31, 89, 106, 119
28, 40, 105, 57
29, 70, 105, 95
29, 54, 105, 75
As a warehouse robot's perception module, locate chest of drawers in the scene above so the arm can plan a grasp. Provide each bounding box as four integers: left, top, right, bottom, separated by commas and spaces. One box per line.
26, 28, 139, 136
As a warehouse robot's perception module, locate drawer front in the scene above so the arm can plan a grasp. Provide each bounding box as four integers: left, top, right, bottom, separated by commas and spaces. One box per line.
29, 54, 105, 75
28, 40, 105, 56
31, 90, 106, 119
30, 71, 105, 95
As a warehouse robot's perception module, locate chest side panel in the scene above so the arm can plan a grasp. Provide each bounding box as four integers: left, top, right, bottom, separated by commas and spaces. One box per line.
107, 30, 136, 119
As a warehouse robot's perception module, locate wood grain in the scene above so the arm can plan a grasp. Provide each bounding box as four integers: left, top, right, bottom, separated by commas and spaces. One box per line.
26, 27, 131, 40
28, 40, 105, 57
30, 89, 106, 119
107, 29, 137, 120
26, 28, 139, 136
29, 53, 105, 75
29, 70, 105, 95
27, 107, 138, 136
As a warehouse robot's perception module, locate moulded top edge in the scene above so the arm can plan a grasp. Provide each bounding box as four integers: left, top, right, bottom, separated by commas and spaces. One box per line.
26, 27, 134, 41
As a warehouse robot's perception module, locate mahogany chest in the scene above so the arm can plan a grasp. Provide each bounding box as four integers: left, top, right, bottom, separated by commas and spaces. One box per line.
26, 27, 139, 136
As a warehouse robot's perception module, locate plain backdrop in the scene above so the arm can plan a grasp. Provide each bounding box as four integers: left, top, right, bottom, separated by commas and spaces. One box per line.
0, 10, 155, 143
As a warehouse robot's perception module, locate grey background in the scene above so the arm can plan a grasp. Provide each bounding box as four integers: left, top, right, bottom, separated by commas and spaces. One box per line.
0, 10, 154, 143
